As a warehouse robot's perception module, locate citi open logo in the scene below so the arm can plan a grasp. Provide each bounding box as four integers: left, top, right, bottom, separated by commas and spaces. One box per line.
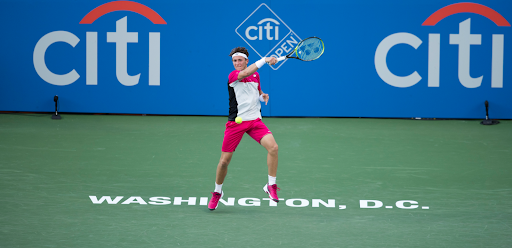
33, 1, 166, 86
235, 4, 301, 70
375, 2, 510, 88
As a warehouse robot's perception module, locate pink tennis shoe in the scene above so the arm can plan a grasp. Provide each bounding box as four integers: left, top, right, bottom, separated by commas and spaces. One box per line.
263, 183, 280, 202
208, 191, 223, 211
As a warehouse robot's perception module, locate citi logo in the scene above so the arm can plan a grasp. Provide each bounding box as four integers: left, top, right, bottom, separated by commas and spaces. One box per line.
33, 1, 166, 86
245, 18, 280, 40
235, 4, 301, 70
375, 3, 510, 88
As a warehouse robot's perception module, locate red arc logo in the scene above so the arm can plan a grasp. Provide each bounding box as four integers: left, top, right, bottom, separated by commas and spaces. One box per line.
422, 2, 510, 26
79, 1, 166, 24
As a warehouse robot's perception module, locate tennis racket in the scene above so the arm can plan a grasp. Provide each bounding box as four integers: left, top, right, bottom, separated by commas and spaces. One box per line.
276, 37, 324, 62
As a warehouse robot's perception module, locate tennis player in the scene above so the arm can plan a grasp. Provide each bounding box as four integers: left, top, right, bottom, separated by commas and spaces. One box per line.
208, 47, 279, 211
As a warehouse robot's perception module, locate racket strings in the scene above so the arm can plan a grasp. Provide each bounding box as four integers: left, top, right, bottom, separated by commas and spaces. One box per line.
296, 38, 324, 61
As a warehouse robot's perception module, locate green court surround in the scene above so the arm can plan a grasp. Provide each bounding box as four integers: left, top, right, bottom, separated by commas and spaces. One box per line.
1, 114, 511, 247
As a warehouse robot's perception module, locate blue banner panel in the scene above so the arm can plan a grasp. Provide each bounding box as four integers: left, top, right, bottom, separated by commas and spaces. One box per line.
0, 0, 510, 118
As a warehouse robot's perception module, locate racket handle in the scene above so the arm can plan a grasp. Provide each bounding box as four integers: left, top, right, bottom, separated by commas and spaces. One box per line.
277, 56, 287, 62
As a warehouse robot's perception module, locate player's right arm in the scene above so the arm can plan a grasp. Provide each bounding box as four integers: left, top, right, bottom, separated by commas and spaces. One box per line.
237, 57, 278, 80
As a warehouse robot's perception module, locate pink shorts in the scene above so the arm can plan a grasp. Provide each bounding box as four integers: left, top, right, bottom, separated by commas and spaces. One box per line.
222, 118, 272, 152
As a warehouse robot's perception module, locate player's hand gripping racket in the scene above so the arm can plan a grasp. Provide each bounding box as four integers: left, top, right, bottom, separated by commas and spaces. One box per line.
276, 37, 324, 62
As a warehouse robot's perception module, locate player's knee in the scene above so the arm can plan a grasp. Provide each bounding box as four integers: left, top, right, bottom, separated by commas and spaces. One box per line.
268, 144, 278, 155
219, 159, 230, 168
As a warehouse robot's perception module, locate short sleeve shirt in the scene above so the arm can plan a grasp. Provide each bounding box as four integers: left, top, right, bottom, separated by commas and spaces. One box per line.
227, 70, 262, 122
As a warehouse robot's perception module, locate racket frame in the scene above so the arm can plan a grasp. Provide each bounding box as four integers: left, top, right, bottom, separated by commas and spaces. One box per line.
276, 37, 324, 62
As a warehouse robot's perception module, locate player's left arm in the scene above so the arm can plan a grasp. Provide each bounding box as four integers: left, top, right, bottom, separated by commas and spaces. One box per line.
257, 75, 269, 105
259, 90, 269, 105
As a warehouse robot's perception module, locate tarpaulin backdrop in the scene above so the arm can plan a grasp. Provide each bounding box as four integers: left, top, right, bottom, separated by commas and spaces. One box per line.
0, 0, 510, 118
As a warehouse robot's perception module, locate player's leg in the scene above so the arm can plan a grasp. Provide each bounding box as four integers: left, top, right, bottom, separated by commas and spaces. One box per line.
209, 121, 245, 211
210, 153, 235, 211
260, 134, 278, 177
216, 152, 233, 185
217, 121, 245, 186
260, 134, 280, 202
209, 152, 233, 211
247, 119, 280, 202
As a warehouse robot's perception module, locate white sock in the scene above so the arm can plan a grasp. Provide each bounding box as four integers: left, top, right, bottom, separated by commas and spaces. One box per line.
214, 183, 223, 193
268, 175, 276, 185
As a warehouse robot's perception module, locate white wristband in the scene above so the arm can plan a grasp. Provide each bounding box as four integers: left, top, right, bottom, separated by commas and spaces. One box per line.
255, 58, 266, 68
259, 94, 264, 102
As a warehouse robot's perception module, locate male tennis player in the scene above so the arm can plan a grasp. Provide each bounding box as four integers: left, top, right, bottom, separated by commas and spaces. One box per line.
208, 47, 279, 211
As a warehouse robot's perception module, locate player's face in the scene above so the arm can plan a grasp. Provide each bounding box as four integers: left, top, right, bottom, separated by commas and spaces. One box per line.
232, 56, 248, 71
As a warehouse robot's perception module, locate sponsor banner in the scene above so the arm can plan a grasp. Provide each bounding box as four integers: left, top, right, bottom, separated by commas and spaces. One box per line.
0, 0, 511, 118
